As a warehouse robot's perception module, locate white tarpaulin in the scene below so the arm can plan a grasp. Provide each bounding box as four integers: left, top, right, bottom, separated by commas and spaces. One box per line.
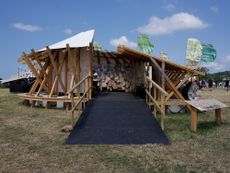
39, 29, 95, 51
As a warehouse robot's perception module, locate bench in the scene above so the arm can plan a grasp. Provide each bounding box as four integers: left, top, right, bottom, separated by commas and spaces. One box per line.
185, 99, 228, 132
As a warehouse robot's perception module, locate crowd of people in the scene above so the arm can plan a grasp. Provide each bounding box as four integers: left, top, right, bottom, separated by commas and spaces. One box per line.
179, 78, 230, 101
198, 79, 229, 91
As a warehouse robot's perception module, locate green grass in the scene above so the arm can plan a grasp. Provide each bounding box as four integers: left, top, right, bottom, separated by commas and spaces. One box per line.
0, 88, 9, 94
0, 89, 230, 172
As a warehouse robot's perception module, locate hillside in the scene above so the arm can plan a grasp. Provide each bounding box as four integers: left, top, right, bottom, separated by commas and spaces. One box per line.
202, 71, 230, 82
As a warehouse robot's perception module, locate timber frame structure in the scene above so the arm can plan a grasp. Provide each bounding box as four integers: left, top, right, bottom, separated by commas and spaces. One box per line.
18, 43, 93, 106
94, 46, 204, 130
17, 30, 204, 129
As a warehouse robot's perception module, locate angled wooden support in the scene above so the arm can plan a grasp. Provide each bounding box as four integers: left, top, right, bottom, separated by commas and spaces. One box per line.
145, 89, 164, 115
67, 44, 78, 89
47, 47, 66, 95
147, 56, 192, 112
23, 52, 49, 95
36, 65, 52, 96
31, 49, 52, 87
165, 74, 191, 102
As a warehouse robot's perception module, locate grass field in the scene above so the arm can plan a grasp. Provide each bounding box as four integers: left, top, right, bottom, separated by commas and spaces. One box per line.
0, 88, 229, 173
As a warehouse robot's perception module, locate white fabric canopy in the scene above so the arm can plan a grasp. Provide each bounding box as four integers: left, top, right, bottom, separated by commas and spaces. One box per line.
39, 29, 95, 51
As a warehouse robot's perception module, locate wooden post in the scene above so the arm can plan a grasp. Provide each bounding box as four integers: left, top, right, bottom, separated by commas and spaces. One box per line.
88, 43, 93, 99
191, 106, 197, 132
153, 87, 157, 118
161, 61, 165, 130
215, 108, 221, 125
77, 48, 81, 98
65, 49, 68, 95
147, 55, 192, 112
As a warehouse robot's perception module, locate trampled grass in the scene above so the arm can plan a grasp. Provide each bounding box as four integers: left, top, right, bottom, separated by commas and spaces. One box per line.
0, 88, 229, 172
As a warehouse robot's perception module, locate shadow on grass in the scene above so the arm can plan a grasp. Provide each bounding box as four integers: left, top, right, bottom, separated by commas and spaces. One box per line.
197, 121, 217, 135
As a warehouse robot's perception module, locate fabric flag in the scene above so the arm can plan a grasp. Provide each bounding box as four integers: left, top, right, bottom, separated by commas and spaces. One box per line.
201, 43, 217, 62
160, 51, 169, 60
93, 41, 103, 51
138, 34, 154, 55
186, 38, 202, 63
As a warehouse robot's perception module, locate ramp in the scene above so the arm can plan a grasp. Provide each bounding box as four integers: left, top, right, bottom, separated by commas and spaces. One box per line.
66, 92, 169, 144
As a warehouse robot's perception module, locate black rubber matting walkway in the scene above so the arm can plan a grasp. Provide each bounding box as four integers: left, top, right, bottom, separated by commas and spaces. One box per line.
66, 92, 169, 144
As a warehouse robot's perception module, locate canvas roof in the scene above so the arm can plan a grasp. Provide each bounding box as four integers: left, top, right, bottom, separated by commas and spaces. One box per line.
39, 29, 95, 51
18, 29, 95, 62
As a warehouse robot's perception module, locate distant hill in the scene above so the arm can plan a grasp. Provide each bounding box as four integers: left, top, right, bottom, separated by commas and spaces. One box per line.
202, 71, 230, 82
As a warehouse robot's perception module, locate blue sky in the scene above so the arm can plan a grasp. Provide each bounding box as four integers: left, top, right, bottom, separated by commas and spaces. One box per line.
1, 0, 230, 79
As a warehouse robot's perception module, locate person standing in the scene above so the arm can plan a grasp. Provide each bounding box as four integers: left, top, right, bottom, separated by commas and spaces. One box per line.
225, 79, 229, 92
208, 79, 213, 91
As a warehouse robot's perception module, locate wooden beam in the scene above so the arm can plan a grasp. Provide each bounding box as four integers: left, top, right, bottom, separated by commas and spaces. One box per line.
88, 43, 93, 99
215, 109, 221, 125
147, 55, 192, 112
191, 106, 197, 132
48, 51, 66, 97
77, 48, 81, 97
23, 52, 49, 94
161, 61, 165, 130
67, 44, 78, 89
165, 74, 191, 102
47, 47, 66, 94
36, 66, 51, 96
65, 49, 68, 94
145, 89, 164, 115
29, 79, 40, 95
146, 77, 168, 96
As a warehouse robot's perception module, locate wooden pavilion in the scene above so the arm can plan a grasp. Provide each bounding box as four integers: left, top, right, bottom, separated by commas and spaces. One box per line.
17, 29, 204, 129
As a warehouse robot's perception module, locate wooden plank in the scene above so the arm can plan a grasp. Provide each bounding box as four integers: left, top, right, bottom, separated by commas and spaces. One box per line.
77, 48, 81, 97
59, 50, 67, 93
145, 89, 164, 115
18, 94, 84, 102
34, 60, 52, 96
215, 109, 221, 125
88, 43, 93, 99
67, 44, 77, 89
36, 66, 51, 96
185, 99, 228, 111
191, 106, 197, 132
23, 53, 49, 94
153, 86, 157, 117
65, 48, 68, 93
146, 77, 168, 96
71, 48, 78, 85
160, 61, 165, 130
147, 56, 192, 112
29, 79, 40, 95
47, 47, 66, 93
165, 74, 191, 102
49, 52, 66, 97
68, 75, 91, 93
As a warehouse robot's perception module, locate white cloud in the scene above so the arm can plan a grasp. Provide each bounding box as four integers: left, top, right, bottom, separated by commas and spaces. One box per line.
13, 23, 43, 32
137, 12, 208, 36
210, 6, 218, 13
64, 28, 73, 35
110, 36, 137, 49
201, 55, 230, 73
220, 55, 230, 63
162, 4, 176, 12
201, 62, 225, 73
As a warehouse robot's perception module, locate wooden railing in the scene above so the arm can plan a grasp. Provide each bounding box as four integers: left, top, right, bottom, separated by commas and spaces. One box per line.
145, 77, 168, 130
68, 74, 92, 127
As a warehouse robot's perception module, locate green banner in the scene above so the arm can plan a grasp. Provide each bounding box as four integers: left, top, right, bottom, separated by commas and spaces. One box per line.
138, 34, 154, 55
